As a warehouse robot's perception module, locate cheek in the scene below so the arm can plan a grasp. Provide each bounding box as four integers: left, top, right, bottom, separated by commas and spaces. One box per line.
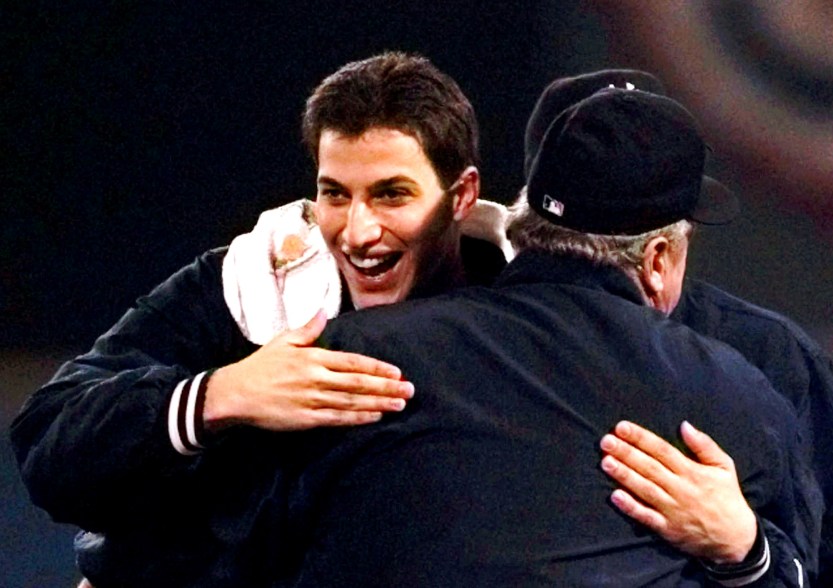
315, 207, 344, 245
395, 201, 455, 247
370, 211, 420, 247
390, 221, 423, 246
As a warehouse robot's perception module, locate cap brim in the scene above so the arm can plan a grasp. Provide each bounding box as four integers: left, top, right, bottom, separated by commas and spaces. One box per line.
690, 175, 739, 225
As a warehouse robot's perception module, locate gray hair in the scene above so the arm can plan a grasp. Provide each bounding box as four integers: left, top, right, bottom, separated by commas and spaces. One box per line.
507, 187, 692, 288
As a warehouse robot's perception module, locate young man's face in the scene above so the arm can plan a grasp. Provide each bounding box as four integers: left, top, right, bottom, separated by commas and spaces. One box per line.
315, 127, 467, 309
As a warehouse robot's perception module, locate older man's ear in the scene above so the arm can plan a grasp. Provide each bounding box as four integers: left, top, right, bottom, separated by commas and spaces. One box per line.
639, 236, 688, 315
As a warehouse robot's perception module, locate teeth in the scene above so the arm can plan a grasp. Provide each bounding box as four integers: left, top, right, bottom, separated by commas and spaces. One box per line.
349, 255, 388, 269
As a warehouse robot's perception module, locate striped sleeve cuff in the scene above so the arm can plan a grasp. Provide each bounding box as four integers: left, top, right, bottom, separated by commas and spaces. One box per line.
167, 371, 211, 456
701, 517, 771, 587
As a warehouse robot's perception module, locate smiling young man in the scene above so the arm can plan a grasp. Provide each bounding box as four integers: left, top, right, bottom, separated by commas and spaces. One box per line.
301, 53, 507, 312
201, 52, 509, 434
314, 127, 476, 308
11, 52, 511, 587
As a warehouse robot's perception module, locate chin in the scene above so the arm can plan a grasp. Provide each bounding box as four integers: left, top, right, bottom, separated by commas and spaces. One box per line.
350, 288, 410, 309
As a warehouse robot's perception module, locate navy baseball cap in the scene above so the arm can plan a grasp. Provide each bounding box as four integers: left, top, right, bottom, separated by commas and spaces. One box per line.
526, 88, 739, 235
524, 69, 666, 177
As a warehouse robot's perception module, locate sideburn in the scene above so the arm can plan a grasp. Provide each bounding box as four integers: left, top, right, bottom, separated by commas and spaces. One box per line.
406, 193, 465, 301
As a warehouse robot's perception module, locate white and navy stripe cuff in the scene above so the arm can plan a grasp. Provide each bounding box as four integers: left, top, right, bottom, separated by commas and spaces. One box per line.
167, 371, 211, 455
703, 534, 770, 587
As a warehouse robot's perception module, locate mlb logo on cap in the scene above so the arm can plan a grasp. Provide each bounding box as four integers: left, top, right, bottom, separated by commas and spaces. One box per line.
543, 195, 565, 217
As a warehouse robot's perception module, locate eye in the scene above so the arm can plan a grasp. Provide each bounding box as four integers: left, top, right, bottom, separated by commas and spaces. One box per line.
318, 187, 349, 203
375, 186, 412, 202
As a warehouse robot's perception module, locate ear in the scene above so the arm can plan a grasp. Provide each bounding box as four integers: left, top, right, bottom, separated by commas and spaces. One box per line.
451, 166, 480, 222
639, 236, 671, 304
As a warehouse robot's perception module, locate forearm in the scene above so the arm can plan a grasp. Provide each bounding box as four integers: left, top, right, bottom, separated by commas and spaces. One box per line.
10, 250, 250, 528
10, 357, 203, 528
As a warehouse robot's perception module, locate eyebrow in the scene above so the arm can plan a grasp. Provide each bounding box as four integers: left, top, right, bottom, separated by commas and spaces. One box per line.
370, 176, 419, 191
316, 175, 420, 191
317, 176, 345, 188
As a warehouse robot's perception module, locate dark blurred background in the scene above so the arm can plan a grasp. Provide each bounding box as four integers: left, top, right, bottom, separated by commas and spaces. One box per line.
3, 1, 832, 585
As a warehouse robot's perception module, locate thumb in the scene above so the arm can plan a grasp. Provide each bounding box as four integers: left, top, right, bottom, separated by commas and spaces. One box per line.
680, 420, 733, 468
281, 309, 328, 347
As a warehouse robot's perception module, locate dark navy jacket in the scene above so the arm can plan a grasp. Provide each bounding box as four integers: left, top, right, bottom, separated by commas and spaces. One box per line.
9, 247, 824, 587
674, 278, 833, 584
275, 250, 820, 587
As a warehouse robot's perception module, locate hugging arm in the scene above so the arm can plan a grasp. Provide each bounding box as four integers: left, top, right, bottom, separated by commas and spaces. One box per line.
601, 420, 817, 587
10, 249, 411, 531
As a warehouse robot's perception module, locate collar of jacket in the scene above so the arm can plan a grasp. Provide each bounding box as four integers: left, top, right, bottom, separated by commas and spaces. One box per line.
494, 249, 646, 306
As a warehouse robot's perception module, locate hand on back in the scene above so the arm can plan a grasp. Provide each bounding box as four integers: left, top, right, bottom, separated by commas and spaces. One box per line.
204, 310, 414, 432
600, 420, 757, 564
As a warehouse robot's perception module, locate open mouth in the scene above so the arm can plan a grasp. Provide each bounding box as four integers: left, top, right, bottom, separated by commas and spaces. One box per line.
346, 252, 402, 278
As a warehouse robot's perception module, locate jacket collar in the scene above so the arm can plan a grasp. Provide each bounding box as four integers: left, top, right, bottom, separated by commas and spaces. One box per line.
494, 249, 646, 306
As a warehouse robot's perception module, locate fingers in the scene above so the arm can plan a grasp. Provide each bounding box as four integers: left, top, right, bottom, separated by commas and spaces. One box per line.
321, 370, 414, 400
610, 421, 689, 475
680, 421, 732, 468
601, 422, 754, 563
249, 388, 408, 432
267, 314, 406, 382
248, 314, 418, 429
318, 348, 404, 381
301, 347, 413, 398
275, 387, 410, 431
303, 408, 384, 428
306, 389, 409, 413
608, 488, 669, 535
600, 430, 676, 488
600, 452, 674, 512
276, 407, 386, 430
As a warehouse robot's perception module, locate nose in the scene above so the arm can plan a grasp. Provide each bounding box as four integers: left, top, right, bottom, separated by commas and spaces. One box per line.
343, 200, 382, 250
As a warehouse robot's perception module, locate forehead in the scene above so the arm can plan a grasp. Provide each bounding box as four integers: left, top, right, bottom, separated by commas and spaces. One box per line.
317, 127, 439, 185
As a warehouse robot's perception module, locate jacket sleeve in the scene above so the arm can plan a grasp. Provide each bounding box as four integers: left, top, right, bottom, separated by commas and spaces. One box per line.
690, 335, 824, 588
9, 248, 255, 530
761, 518, 814, 588
737, 404, 823, 587
699, 518, 811, 588
676, 279, 831, 584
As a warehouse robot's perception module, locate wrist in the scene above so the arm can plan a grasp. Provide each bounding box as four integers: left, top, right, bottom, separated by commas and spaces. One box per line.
202, 364, 245, 434
709, 506, 758, 565
701, 515, 770, 586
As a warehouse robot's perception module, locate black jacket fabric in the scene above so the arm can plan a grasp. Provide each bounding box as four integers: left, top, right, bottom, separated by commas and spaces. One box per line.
8, 247, 824, 587
674, 278, 833, 583
283, 251, 820, 587
9, 240, 508, 587
10, 248, 276, 586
